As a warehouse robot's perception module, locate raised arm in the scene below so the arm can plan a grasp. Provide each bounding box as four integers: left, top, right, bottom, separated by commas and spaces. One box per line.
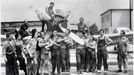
70, 23, 78, 25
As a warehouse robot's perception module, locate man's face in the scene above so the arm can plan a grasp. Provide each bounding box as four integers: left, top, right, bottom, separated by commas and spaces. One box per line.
7, 34, 12, 40
50, 3, 54, 8
78, 32, 83, 38
41, 32, 45, 38
51, 14, 55, 19
99, 31, 104, 36
120, 30, 125, 36
18, 35, 21, 40
79, 18, 84, 23
24, 20, 28, 23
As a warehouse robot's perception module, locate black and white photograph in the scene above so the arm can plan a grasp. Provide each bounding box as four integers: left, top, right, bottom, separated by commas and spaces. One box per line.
0, 0, 134, 75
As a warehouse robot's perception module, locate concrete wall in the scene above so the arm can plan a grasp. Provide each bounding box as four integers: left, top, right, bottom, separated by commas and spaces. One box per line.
112, 10, 130, 32
101, 9, 130, 33
101, 10, 112, 33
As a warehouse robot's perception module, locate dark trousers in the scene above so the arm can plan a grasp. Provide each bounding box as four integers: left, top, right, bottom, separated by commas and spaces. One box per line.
6, 53, 19, 75
42, 20, 53, 32
66, 49, 70, 72
60, 48, 70, 72
117, 53, 128, 70
97, 48, 108, 71
76, 49, 85, 72
17, 56, 27, 75
86, 48, 96, 71
83, 49, 87, 71
51, 50, 61, 74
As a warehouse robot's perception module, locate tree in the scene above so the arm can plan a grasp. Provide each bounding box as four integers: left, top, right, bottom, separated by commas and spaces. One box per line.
89, 23, 99, 35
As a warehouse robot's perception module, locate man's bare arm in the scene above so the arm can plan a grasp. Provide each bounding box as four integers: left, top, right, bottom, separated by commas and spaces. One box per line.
70, 23, 78, 25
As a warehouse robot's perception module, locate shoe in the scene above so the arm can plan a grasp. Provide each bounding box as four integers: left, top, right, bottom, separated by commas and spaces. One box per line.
104, 71, 108, 73
97, 70, 101, 73
51, 73, 55, 75
83, 69, 86, 72
124, 70, 127, 73
88, 69, 92, 72
116, 69, 122, 72
79, 69, 83, 74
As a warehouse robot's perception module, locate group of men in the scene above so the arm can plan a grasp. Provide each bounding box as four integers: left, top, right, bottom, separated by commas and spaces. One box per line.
2, 1, 130, 75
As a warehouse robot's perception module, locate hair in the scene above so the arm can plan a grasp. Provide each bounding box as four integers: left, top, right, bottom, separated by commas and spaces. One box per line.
6, 32, 11, 38
15, 32, 21, 40
31, 29, 37, 38
79, 17, 84, 20
15, 33, 19, 39
99, 29, 104, 33
50, 2, 54, 5
121, 30, 125, 35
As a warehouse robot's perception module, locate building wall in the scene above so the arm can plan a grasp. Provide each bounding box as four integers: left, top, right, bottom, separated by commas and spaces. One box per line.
112, 10, 130, 32
101, 9, 130, 34
101, 10, 112, 34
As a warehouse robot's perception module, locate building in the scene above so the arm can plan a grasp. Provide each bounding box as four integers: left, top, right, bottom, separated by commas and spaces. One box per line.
1, 21, 42, 34
101, 9, 131, 34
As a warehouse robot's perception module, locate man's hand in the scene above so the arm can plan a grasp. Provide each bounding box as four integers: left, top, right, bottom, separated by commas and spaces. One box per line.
125, 52, 128, 55
4, 56, 7, 62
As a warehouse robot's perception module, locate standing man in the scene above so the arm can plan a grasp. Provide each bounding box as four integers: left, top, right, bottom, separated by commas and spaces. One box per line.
84, 35, 97, 72
41, 2, 55, 32
38, 32, 52, 75
2, 32, 19, 75
26, 29, 38, 75
75, 32, 86, 74
70, 17, 89, 34
64, 36, 73, 72
60, 35, 73, 72
115, 30, 129, 73
50, 32, 62, 75
15, 33, 27, 75
97, 29, 113, 73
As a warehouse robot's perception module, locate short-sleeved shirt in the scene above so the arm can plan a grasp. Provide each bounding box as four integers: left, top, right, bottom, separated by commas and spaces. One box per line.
2, 40, 16, 55
117, 36, 129, 54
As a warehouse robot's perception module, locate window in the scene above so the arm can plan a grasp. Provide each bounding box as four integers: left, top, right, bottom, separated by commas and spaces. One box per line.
125, 29, 130, 32
101, 17, 104, 23
105, 28, 109, 34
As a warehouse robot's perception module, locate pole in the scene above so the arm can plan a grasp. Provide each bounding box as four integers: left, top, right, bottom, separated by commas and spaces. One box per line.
129, 0, 133, 30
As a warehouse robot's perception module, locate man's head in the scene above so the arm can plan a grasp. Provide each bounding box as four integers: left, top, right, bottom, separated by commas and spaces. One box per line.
77, 32, 83, 38
99, 29, 104, 36
31, 29, 37, 38
6, 32, 12, 40
120, 30, 125, 36
51, 13, 55, 19
40, 31, 45, 38
79, 17, 84, 23
49, 2, 54, 8
15, 33, 21, 40
24, 20, 28, 24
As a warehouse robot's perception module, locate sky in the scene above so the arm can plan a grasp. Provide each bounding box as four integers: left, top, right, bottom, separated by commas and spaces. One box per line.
1, 0, 133, 28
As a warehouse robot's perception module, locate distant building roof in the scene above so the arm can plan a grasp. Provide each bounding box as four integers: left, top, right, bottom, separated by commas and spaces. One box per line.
100, 9, 130, 16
